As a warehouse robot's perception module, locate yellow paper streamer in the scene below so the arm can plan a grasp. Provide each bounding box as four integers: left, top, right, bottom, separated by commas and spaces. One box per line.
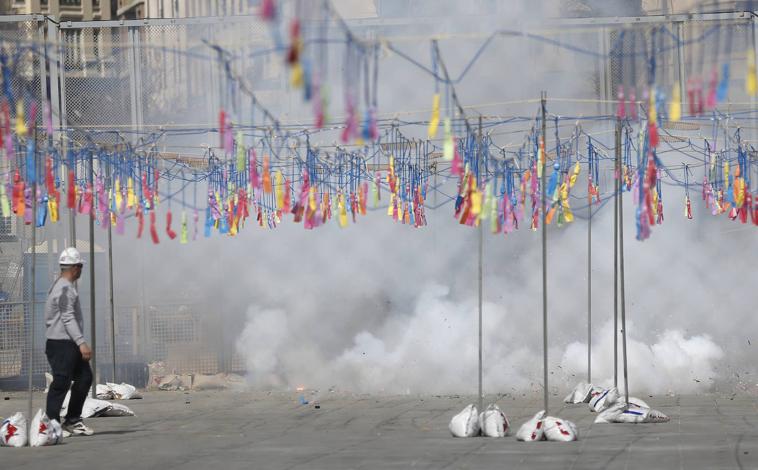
427, 94, 440, 139
537, 138, 545, 178
747, 48, 757, 96
114, 179, 123, 211
236, 132, 245, 170
479, 185, 490, 221
127, 178, 136, 209
669, 82, 681, 122
563, 200, 574, 223
0, 185, 9, 217
338, 193, 348, 227
471, 190, 482, 216
274, 170, 284, 209
180, 211, 188, 244
734, 177, 745, 207
49, 197, 58, 222
15, 101, 26, 137
443, 118, 454, 161
291, 62, 304, 88
569, 161, 581, 187
308, 186, 317, 212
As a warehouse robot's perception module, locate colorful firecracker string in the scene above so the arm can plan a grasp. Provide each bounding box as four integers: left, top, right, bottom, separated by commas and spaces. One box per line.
0, 2, 755, 243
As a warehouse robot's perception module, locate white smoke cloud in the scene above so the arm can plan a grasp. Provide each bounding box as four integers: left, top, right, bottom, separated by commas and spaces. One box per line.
561, 322, 725, 394
236, 283, 728, 395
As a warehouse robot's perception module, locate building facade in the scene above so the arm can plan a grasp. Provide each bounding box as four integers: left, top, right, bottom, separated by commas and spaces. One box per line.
6, 0, 112, 20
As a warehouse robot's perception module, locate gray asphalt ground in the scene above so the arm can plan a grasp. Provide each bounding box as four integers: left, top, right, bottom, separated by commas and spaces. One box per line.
1, 390, 756, 469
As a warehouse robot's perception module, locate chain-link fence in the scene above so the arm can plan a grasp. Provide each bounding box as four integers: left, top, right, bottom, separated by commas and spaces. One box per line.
0, 12, 755, 390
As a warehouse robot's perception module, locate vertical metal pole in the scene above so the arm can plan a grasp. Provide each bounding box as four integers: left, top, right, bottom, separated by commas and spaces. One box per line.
613, 119, 620, 389
676, 22, 686, 114
587, 190, 592, 384
619, 129, 630, 408
108, 163, 116, 383
477, 116, 483, 414
57, 28, 76, 250
28, 128, 39, 424
88, 151, 97, 397
540, 92, 549, 414
68, 136, 76, 248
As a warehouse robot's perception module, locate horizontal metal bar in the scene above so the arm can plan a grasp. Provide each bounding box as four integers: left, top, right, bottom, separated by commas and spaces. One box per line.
544, 11, 754, 27
0, 14, 46, 23
0, 301, 44, 306
59, 14, 261, 30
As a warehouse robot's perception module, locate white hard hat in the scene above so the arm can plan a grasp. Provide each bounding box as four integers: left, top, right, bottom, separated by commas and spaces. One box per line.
59, 247, 84, 266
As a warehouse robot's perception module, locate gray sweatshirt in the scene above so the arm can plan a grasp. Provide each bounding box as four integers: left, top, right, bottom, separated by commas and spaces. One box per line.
44, 277, 85, 346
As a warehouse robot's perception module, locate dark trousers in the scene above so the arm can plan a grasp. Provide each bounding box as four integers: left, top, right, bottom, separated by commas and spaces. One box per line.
45, 339, 93, 424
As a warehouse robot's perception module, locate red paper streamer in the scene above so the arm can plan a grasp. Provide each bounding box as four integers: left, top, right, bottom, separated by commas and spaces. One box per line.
166, 210, 177, 239
150, 211, 160, 244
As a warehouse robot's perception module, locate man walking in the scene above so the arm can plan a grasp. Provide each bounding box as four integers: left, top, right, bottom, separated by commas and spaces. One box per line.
44, 247, 94, 437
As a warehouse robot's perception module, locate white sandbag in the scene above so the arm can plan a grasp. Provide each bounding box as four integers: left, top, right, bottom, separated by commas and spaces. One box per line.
516, 410, 546, 442
29, 409, 63, 447
587, 386, 604, 402
543, 416, 579, 442
60, 392, 112, 418
100, 402, 134, 417
96, 384, 115, 400
449, 404, 480, 438
613, 406, 651, 424
595, 402, 647, 424
564, 382, 593, 404
594, 402, 622, 424
595, 402, 670, 424
478, 404, 510, 437
0, 412, 28, 447
106, 382, 141, 400
589, 387, 619, 412
83, 398, 115, 418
